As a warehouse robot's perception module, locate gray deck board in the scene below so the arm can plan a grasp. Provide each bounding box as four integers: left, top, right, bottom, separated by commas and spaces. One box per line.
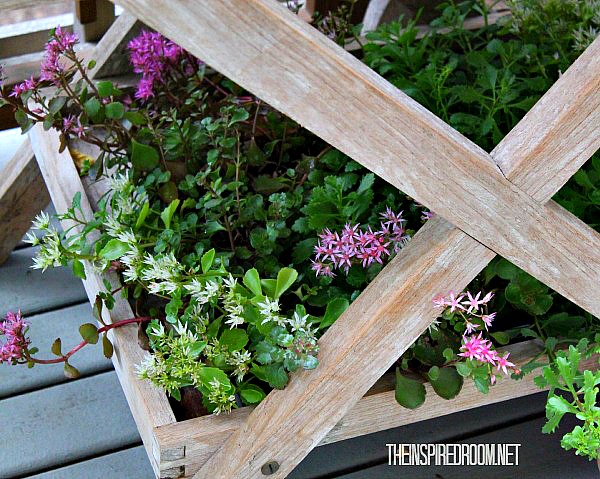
0, 247, 87, 316
0, 371, 141, 478
336, 414, 598, 478
25, 446, 153, 479
0, 303, 112, 399
290, 392, 550, 479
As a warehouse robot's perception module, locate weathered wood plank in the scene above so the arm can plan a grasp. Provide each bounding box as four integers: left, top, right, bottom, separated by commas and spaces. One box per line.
104, 3, 599, 477
0, 138, 50, 264
0, 371, 141, 478
115, 0, 599, 318
26, 445, 154, 479
0, 302, 111, 399
104, 0, 600, 477
29, 124, 176, 475
338, 415, 598, 478
86, 10, 141, 80
0, 246, 87, 315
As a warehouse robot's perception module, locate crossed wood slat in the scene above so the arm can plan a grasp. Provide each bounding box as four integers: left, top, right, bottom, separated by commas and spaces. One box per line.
104, 2, 600, 478
3, 1, 598, 477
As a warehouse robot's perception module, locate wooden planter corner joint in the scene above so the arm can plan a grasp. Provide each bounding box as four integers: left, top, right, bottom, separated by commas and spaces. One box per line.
2, 1, 598, 478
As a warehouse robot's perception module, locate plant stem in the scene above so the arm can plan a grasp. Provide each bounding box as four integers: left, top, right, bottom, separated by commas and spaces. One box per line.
27, 316, 150, 364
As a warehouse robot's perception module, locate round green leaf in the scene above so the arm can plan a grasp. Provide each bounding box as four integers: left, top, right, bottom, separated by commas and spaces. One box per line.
79, 323, 99, 344
131, 139, 159, 171
243, 268, 262, 296
274, 267, 298, 298
99, 239, 129, 261
320, 297, 349, 329
239, 384, 266, 405
64, 362, 81, 379
220, 328, 249, 351
395, 369, 426, 409
430, 367, 464, 400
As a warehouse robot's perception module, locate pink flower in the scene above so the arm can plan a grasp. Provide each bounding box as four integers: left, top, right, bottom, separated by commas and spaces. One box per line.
458, 334, 484, 360
464, 321, 479, 334
432, 294, 446, 308
421, 210, 435, 221
481, 312, 496, 330
128, 30, 191, 103
445, 291, 465, 313
9, 76, 37, 98
310, 208, 410, 277
462, 291, 486, 313
0, 311, 30, 364
496, 352, 515, 375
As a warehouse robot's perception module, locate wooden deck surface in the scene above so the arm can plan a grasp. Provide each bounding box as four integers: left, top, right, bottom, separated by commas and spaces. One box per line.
0, 131, 597, 478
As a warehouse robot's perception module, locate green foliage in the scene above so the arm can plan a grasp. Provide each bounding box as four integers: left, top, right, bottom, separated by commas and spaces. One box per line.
538, 339, 600, 460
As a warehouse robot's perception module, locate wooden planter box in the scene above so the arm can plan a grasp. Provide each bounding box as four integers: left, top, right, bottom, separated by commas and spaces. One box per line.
19, 1, 600, 478
29, 126, 596, 478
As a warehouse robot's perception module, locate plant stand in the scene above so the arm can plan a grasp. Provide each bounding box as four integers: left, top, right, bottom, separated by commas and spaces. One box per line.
2, 1, 600, 478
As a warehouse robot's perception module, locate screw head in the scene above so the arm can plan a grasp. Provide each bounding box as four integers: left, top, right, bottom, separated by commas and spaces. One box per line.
261, 460, 280, 475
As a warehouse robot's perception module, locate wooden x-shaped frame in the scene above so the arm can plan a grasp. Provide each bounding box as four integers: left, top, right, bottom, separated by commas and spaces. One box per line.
107, 2, 599, 478
5, 1, 598, 477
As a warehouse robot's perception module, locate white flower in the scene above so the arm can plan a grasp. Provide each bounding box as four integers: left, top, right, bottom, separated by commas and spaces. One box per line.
141, 252, 182, 282
223, 273, 237, 291
116, 229, 137, 245
104, 214, 123, 237
257, 298, 282, 325
227, 350, 252, 382
184, 278, 220, 304
32, 211, 51, 231
225, 312, 244, 329
24, 231, 40, 246
108, 174, 130, 193
287, 312, 309, 332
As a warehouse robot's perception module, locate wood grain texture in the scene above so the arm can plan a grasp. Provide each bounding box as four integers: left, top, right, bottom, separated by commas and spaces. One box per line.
114, 0, 600, 319
29, 124, 176, 476
104, 2, 598, 475
86, 10, 141, 79
0, 139, 49, 264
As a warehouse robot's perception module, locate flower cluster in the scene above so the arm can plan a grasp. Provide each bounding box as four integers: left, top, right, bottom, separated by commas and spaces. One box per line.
0, 311, 30, 364
40, 26, 79, 84
311, 207, 410, 277
127, 30, 189, 100
433, 290, 517, 385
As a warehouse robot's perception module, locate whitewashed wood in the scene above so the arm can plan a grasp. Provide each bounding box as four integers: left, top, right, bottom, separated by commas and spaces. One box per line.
29, 124, 176, 476
360, 0, 392, 35
0, 246, 87, 314
0, 302, 111, 398
100, 2, 600, 477
0, 372, 141, 478
0, 139, 50, 264
86, 10, 140, 79
26, 445, 154, 479
114, 0, 600, 319
492, 36, 600, 203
